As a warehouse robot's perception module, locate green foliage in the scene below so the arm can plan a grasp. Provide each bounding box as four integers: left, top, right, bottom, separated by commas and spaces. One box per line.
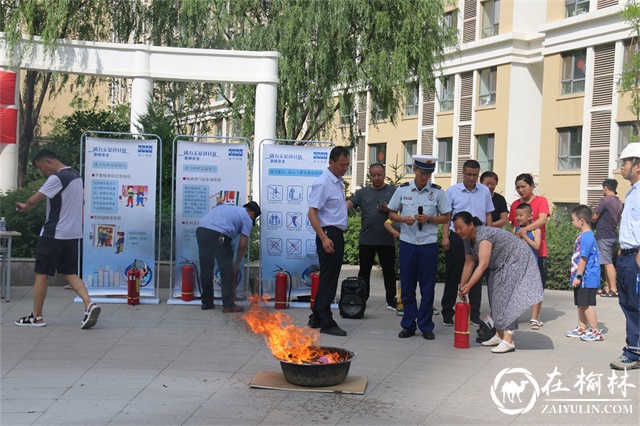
546, 208, 579, 290
250, 224, 260, 262
47, 107, 130, 170
0, 183, 46, 257
620, 1, 640, 133
343, 215, 362, 265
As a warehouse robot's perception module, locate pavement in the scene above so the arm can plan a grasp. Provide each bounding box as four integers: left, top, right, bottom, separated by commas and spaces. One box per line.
1, 264, 639, 425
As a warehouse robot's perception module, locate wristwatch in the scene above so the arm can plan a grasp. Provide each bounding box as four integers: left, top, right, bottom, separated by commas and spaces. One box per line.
575, 274, 583, 280
427, 216, 433, 224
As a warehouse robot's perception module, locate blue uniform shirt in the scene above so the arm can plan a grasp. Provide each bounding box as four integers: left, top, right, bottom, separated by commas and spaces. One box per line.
619, 181, 640, 249
308, 168, 348, 230
199, 205, 252, 238
446, 182, 494, 231
387, 180, 451, 245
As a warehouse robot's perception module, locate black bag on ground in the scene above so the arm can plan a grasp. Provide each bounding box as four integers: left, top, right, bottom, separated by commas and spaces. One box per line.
476, 316, 497, 343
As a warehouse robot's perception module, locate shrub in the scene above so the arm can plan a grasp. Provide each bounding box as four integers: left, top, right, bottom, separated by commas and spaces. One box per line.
343, 215, 361, 265
0, 182, 47, 257
546, 208, 579, 290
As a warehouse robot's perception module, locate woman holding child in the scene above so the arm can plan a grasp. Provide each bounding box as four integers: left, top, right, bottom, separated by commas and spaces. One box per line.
508, 173, 550, 330
455, 211, 544, 353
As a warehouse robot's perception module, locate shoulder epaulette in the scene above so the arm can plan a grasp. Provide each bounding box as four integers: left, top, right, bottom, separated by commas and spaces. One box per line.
430, 183, 441, 190
400, 182, 410, 187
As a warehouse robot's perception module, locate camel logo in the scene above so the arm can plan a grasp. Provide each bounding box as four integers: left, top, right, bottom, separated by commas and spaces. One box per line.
490, 368, 540, 415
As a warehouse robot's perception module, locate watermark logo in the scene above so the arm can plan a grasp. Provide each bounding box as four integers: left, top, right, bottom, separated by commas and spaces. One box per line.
491, 366, 636, 416
490, 368, 540, 415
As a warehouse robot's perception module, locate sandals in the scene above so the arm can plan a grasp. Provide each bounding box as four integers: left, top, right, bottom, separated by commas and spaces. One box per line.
600, 290, 619, 298
530, 319, 543, 330
597, 288, 608, 296
15, 313, 47, 327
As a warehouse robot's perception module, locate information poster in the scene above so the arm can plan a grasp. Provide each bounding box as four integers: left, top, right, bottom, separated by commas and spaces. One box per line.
260, 144, 331, 301
173, 141, 249, 301
83, 137, 158, 297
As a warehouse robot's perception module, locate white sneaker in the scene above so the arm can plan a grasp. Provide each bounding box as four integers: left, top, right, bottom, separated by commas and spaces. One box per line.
481, 334, 502, 346
81, 303, 101, 329
491, 340, 515, 353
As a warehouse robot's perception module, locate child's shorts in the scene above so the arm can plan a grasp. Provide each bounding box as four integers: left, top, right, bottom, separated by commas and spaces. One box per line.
574, 287, 597, 307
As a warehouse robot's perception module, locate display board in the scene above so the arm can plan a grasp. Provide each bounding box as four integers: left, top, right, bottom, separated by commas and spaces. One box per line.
260, 144, 332, 305
170, 140, 249, 304
82, 137, 159, 302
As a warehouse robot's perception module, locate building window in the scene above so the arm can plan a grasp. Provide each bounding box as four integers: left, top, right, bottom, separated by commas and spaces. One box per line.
565, 0, 589, 18
214, 120, 224, 137
372, 101, 388, 121
438, 138, 453, 174
481, 0, 500, 38
476, 134, 495, 171
369, 143, 387, 167
440, 75, 455, 112
561, 50, 586, 95
443, 9, 458, 32
405, 85, 419, 117
339, 103, 354, 127
618, 122, 639, 157
345, 148, 354, 176
403, 140, 417, 174
478, 67, 497, 106
558, 127, 582, 171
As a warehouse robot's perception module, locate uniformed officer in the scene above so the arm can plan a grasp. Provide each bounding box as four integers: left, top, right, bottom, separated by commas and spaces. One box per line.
611, 143, 640, 370
388, 155, 451, 340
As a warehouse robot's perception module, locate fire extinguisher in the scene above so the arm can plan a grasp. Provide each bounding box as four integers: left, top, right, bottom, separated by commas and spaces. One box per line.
274, 265, 292, 309
181, 262, 195, 302
454, 292, 470, 349
127, 260, 140, 306
310, 272, 320, 309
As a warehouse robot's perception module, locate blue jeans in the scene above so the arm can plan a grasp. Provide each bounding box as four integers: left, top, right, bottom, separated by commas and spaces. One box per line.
399, 241, 437, 333
616, 253, 640, 361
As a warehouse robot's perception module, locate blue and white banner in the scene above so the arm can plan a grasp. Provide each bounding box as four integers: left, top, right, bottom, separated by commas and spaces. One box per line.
173, 141, 249, 301
260, 144, 331, 299
82, 137, 158, 296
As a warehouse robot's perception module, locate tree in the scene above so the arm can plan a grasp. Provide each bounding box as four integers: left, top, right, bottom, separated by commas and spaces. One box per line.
1, 0, 144, 187
620, 0, 640, 140
3, 0, 456, 186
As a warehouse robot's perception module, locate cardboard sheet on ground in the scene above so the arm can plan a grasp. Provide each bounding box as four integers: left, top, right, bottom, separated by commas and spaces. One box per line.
249, 370, 367, 394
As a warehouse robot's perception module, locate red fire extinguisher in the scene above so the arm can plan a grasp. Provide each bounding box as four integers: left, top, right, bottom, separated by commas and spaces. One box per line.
127, 261, 140, 306
310, 272, 320, 309
181, 262, 195, 302
454, 292, 470, 348
274, 266, 292, 309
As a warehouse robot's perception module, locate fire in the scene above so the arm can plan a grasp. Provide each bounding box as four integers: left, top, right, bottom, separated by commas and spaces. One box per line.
242, 295, 345, 364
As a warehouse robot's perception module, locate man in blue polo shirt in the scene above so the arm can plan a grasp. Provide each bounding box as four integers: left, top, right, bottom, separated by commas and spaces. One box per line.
611, 143, 640, 370
388, 154, 451, 340
197, 201, 261, 313
441, 159, 494, 327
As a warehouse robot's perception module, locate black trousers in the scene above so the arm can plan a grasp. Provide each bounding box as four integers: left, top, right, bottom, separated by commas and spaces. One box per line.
196, 227, 235, 308
358, 244, 397, 306
441, 231, 482, 322
313, 226, 344, 329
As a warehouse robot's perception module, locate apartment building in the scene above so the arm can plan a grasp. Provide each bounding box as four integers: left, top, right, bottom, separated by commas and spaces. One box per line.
338, 0, 634, 210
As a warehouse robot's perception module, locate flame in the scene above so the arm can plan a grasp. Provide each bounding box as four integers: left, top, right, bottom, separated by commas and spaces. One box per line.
242, 295, 345, 364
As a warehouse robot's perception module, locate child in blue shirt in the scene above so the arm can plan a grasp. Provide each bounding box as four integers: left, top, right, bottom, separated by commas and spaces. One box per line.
513, 203, 541, 258
565, 205, 602, 341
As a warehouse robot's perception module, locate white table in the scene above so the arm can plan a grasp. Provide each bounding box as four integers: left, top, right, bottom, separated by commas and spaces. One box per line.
0, 231, 21, 302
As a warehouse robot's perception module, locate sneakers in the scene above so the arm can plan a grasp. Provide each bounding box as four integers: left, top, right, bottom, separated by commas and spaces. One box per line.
442, 318, 453, 327
491, 340, 516, 353
481, 334, 502, 346
432, 308, 440, 316
81, 303, 101, 329
610, 355, 640, 370
222, 305, 244, 313
15, 313, 46, 327
387, 305, 397, 311
580, 328, 603, 342
565, 326, 585, 338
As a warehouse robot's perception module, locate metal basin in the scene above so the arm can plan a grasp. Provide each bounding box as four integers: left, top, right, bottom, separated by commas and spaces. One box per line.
279, 346, 356, 387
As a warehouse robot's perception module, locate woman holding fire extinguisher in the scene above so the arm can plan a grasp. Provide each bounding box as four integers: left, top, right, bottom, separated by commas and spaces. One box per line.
454, 211, 544, 354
